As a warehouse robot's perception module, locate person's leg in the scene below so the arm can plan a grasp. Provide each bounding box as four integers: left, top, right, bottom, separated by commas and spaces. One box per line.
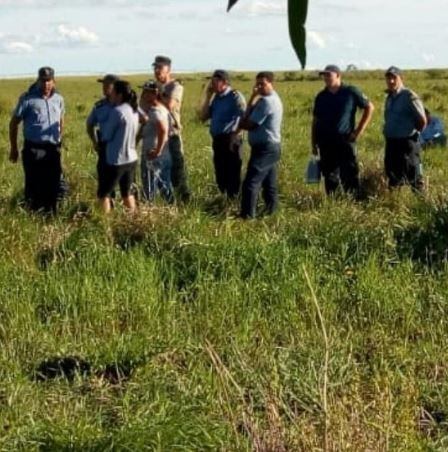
157, 151, 174, 204
140, 150, 151, 201
212, 135, 228, 194
169, 134, 191, 202
404, 139, 424, 192
318, 141, 341, 195
99, 196, 112, 213
119, 162, 137, 213
22, 144, 37, 209
227, 135, 243, 199
261, 166, 278, 215
385, 138, 404, 188
45, 145, 62, 213
98, 163, 119, 213
241, 145, 276, 219
339, 140, 360, 196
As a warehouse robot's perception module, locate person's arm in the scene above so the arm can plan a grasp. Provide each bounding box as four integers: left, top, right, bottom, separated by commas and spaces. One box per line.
410, 93, 427, 132
350, 101, 375, 142
59, 116, 64, 143
199, 83, 214, 122
165, 82, 183, 113
9, 116, 21, 163
148, 117, 168, 160
101, 109, 120, 143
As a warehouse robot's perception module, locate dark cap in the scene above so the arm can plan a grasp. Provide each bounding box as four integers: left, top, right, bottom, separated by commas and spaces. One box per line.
319, 64, 341, 76
97, 74, 119, 84
152, 55, 172, 67
139, 80, 159, 91
385, 66, 402, 77
38, 66, 55, 81
209, 69, 230, 82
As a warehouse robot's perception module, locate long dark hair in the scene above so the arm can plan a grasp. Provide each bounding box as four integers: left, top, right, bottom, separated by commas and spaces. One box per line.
113, 80, 138, 112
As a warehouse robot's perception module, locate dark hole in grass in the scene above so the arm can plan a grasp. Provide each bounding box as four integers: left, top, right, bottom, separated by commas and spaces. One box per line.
396, 207, 448, 268
33, 356, 91, 382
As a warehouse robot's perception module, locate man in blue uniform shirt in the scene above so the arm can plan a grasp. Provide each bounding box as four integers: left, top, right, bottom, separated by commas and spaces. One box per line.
200, 69, 246, 198
87, 74, 119, 198
9, 66, 65, 213
383, 66, 427, 191
312, 64, 374, 196
239, 71, 283, 219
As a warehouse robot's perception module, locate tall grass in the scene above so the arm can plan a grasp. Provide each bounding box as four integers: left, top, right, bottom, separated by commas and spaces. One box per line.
0, 71, 447, 450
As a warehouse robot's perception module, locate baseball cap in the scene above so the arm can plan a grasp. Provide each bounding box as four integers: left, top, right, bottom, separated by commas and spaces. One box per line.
38, 66, 55, 81
139, 80, 159, 91
152, 55, 171, 67
385, 66, 402, 77
208, 69, 230, 82
319, 64, 341, 76
97, 74, 119, 84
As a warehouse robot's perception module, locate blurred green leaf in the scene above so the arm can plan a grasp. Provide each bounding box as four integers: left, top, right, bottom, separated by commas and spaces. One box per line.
289, 0, 309, 69
227, 0, 309, 68
227, 0, 239, 12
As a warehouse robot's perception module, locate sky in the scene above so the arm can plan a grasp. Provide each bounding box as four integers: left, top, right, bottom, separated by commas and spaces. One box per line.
0, 0, 447, 77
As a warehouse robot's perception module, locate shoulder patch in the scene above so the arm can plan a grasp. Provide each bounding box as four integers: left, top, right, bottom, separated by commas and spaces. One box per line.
94, 98, 107, 108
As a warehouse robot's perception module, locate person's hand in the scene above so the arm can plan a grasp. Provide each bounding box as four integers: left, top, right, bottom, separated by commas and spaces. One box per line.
206, 81, 214, 96
348, 131, 359, 143
147, 149, 159, 160
311, 144, 319, 156
9, 147, 19, 163
230, 132, 242, 152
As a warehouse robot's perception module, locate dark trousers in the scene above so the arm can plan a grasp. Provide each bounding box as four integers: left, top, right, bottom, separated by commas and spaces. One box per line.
241, 142, 280, 218
385, 137, 423, 191
22, 140, 62, 213
318, 135, 359, 195
212, 134, 242, 198
169, 134, 191, 202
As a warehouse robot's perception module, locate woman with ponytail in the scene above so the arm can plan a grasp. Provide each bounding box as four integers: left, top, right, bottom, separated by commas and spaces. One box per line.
99, 80, 139, 213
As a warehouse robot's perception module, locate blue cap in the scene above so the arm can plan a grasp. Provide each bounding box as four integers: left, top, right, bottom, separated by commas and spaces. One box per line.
319, 64, 341, 75
385, 66, 402, 77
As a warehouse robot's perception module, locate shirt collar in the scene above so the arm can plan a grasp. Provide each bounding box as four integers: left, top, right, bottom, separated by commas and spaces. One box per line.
218, 86, 232, 97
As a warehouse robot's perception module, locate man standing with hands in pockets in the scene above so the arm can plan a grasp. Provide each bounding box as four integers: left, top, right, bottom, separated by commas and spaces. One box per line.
239, 71, 283, 219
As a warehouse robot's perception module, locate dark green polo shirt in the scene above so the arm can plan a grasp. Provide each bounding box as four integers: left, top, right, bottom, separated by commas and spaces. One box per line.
313, 84, 369, 140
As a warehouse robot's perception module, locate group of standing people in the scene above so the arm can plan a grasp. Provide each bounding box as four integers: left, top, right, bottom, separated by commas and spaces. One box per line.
8, 59, 445, 217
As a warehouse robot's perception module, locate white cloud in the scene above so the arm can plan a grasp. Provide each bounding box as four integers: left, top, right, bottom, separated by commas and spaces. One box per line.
3, 41, 33, 53
307, 31, 326, 49
56, 24, 98, 45
0, 33, 34, 53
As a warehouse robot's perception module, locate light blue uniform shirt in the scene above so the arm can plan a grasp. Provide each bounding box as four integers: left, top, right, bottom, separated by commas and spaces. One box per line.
102, 103, 139, 166
384, 87, 425, 139
14, 84, 64, 144
248, 91, 283, 147
209, 87, 246, 137
86, 98, 114, 141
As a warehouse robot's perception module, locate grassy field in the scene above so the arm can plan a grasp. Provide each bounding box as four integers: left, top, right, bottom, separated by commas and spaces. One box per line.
0, 69, 447, 451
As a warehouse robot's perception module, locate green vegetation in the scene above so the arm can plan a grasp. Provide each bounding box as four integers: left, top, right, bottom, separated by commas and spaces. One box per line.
0, 71, 447, 450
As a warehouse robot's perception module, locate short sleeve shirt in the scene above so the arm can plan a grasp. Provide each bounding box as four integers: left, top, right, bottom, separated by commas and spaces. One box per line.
384, 87, 426, 139
141, 105, 171, 155
101, 103, 139, 166
209, 87, 246, 137
86, 98, 114, 141
248, 91, 283, 146
313, 84, 369, 139
14, 85, 65, 144
158, 80, 183, 134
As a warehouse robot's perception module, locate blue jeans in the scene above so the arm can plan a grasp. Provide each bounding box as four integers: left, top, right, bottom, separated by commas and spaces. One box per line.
141, 149, 174, 203
241, 142, 281, 218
